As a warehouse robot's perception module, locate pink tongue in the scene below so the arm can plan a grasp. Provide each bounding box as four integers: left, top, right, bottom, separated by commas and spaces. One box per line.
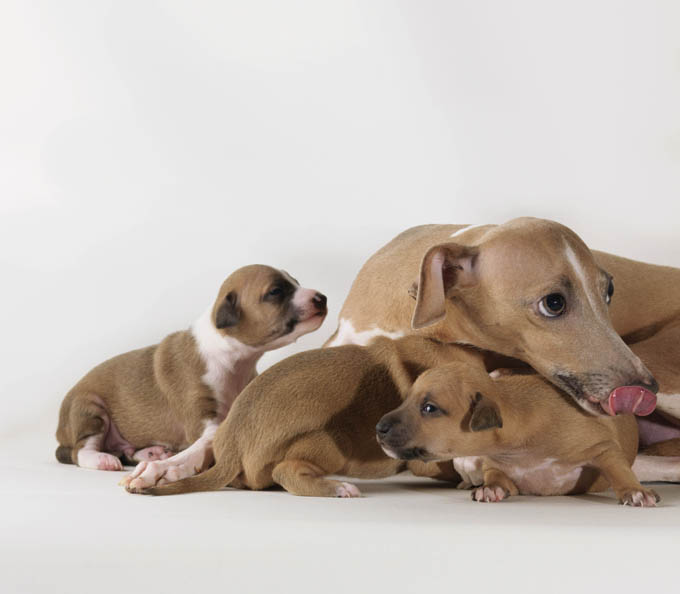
606, 386, 657, 416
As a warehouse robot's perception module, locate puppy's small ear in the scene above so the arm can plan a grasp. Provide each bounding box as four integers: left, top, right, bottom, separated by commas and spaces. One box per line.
469, 392, 503, 432
215, 291, 241, 329
411, 243, 479, 330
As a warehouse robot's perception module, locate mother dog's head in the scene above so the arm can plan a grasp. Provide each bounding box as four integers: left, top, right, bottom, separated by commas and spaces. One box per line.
411, 217, 657, 416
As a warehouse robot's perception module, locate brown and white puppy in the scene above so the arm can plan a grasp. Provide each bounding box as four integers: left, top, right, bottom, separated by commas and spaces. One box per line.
125, 336, 476, 498
327, 218, 659, 418
377, 363, 659, 506
55, 264, 327, 490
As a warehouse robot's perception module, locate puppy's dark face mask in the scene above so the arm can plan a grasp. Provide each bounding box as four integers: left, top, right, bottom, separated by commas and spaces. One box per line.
212, 265, 327, 349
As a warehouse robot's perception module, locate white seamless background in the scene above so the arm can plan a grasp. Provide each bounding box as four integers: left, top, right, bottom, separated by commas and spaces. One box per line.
2, 1, 678, 437
0, 4, 679, 592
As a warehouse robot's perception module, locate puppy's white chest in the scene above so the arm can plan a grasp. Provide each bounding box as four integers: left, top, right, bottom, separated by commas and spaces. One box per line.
201, 360, 254, 419
192, 308, 260, 421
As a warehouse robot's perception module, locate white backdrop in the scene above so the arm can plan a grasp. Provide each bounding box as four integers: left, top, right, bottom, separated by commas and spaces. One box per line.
2, 4, 680, 593
1, 0, 679, 438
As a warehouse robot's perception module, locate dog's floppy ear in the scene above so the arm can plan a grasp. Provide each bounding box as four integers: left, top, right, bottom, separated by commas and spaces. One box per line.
215, 291, 241, 329
411, 242, 479, 329
469, 392, 503, 432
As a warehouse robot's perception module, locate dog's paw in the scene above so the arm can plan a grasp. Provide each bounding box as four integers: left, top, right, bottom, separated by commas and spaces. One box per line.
456, 480, 473, 490
336, 482, 362, 498
620, 488, 660, 507
471, 485, 508, 503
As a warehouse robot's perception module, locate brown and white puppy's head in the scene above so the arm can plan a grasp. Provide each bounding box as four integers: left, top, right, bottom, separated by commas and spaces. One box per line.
209, 264, 327, 351
377, 363, 503, 462
410, 217, 657, 417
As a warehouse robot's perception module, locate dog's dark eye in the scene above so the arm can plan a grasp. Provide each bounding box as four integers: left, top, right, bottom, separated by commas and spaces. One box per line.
268, 287, 283, 297
606, 280, 614, 305
538, 293, 566, 317
421, 402, 440, 416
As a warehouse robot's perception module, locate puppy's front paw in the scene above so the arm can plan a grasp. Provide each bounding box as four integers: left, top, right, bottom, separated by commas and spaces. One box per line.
119, 460, 166, 492
620, 488, 660, 507
472, 485, 509, 503
335, 482, 362, 498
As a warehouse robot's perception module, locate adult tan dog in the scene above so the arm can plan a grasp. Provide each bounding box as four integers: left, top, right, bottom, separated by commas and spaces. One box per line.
376, 362, 659, 506
55, 264, 327, 490
126, 336, 470, 497
326, 218, 667, 420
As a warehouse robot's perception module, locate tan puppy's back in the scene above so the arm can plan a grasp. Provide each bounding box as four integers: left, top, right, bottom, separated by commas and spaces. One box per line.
57, 331, 202, 454
145, 336, 475, 496
229, 341, 413, 486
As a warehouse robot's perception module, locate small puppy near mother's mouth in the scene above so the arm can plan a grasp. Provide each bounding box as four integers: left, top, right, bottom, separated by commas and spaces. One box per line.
377, 363, 660, 507
55, 264, 327, 490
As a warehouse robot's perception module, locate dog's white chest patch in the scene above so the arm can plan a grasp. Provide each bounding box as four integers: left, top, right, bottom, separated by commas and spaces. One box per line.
328, 318, 404, 347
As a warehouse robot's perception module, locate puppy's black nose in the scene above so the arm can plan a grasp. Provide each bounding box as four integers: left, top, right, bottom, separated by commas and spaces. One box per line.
376, 418, 394, 436
313, 293, 327, 310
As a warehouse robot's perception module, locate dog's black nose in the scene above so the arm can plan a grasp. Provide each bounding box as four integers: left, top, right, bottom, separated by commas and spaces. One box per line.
376, 418, 394, 436
639, 376, 659, 394
313, 293, 327, 310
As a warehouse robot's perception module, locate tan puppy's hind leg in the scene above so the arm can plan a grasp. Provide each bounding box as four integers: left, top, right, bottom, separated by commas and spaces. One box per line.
64, 394, 123, 471
471, 467, 519, 503
272, 431, 361, 498
593, 448, 660, 506
272, 460, 361, 498
76, 434, 123, 471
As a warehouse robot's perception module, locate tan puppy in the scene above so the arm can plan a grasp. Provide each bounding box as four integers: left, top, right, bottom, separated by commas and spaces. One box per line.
377, 363, 659, 506
55, 264, 327, 490
126, 336, 476, 497
327, 218, 659, 417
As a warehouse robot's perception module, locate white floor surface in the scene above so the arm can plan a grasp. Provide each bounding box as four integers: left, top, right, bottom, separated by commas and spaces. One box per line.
1, 428, 678, 594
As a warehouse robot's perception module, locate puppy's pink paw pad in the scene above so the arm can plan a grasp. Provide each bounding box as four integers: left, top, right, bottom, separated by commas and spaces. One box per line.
621, 489, 660, 507
336, 482, 362, 498
472, 485, 507, 502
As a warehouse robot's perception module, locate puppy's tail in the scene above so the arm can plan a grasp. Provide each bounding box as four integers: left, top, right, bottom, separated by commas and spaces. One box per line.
145, 457, 241, 496
55, 445, 74, 465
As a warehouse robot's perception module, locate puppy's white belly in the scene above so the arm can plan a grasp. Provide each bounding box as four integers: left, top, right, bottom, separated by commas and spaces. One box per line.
328, 318, 404, 347
498, 458, 586, 496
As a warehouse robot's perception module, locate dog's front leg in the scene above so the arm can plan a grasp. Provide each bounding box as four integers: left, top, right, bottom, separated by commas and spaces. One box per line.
471, 464, 519, 502
120, 421, 218, 492
592, 446, 660, 507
